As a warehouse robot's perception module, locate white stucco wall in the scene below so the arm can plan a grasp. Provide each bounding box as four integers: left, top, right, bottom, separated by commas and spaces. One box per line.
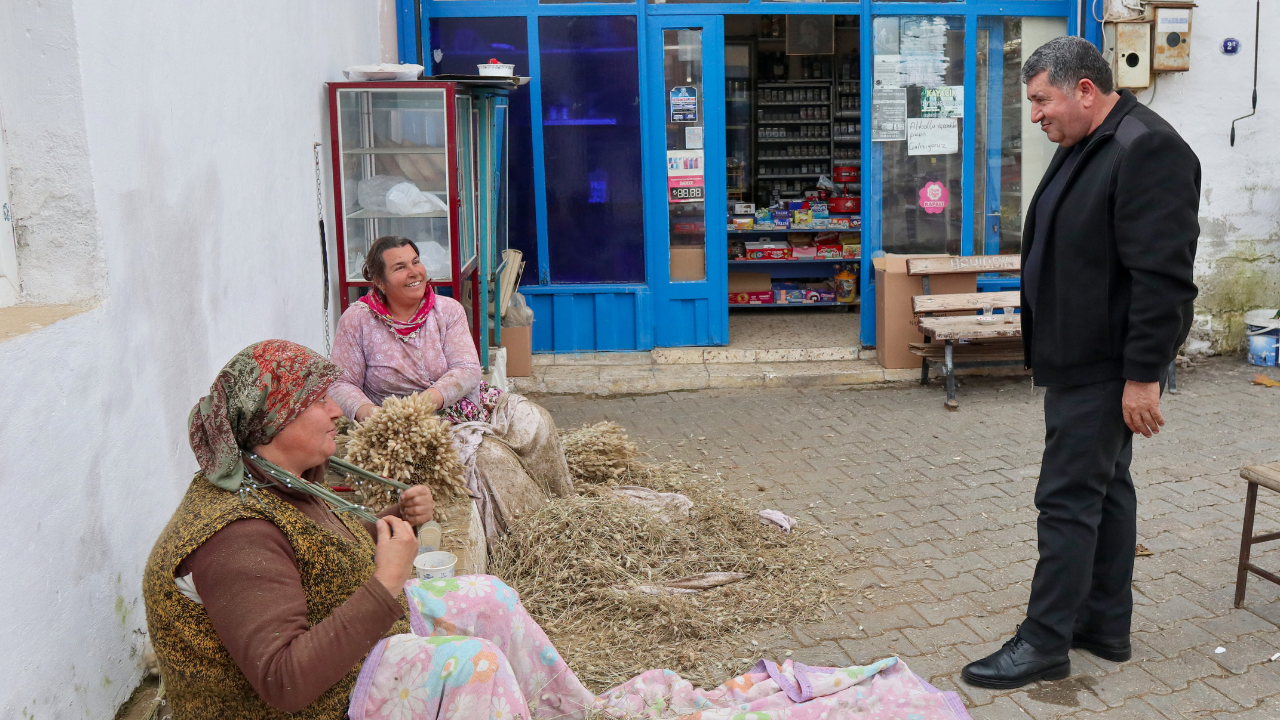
0, 1, 387, 717
0, 0, 106, 305
1127, 1, 1280, 351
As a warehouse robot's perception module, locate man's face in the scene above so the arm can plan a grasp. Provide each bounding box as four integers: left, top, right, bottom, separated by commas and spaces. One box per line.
1026, 71, 1093, 147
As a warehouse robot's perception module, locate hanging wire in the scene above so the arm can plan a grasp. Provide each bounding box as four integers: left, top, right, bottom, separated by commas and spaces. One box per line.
313, 143, 332, 355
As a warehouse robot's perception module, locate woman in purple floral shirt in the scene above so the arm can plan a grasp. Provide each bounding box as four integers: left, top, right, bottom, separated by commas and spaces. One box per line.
330, 236, 574, 537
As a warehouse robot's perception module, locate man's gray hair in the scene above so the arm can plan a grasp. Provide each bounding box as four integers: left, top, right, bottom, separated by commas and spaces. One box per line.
1021, 36, 1115, 94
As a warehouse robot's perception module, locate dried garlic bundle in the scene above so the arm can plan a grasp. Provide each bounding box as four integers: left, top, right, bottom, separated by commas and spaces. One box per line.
559, 421, 639, 485
343, 391, 466, 510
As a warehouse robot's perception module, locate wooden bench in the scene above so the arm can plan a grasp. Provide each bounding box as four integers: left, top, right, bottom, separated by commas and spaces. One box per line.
908, 256, 1023, 411
1235, 462, 1280, 607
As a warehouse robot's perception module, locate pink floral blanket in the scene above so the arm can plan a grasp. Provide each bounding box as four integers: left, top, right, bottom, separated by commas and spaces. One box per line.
349, 575, 972, 720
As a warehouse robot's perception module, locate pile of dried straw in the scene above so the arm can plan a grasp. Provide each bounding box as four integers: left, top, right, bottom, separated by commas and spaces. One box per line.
488, 456, 841, 693
342, 391, 466, 510
559, 421, 640, 485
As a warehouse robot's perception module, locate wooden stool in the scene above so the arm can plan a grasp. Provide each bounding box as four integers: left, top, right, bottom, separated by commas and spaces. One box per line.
1235, 462, 1280, 607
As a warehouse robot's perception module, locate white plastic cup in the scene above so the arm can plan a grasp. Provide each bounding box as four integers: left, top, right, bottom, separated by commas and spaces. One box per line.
414, 551, 457, 580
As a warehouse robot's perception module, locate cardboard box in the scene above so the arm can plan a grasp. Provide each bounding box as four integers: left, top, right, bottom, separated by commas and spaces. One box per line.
744, 242, 789, 261
733, 217, 754, 231
729, 271, 773, 304
773, 282, 806, 304
873, 254, 977, 369
735, 203, 756, 215
670, 246, 706, 281
500, 325, 532, 377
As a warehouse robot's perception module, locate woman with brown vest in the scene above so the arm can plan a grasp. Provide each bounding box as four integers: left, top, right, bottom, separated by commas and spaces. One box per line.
142, 339, 434, 718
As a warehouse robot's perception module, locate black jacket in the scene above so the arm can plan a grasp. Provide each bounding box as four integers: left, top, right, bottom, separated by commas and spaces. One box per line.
1021, 90, 1200, 386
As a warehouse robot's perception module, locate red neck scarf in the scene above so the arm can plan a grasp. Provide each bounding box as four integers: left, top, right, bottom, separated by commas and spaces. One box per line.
359, 287, 436, 340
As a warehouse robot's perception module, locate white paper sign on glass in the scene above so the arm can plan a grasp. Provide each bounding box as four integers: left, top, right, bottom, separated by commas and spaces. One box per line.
907, 118, 959, 155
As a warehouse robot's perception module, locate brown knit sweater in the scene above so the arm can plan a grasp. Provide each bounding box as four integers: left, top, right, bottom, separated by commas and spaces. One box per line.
173, 489, 405, 711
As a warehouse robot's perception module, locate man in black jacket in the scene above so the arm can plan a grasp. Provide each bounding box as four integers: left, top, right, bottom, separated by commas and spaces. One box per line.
961, 37, 1199, 689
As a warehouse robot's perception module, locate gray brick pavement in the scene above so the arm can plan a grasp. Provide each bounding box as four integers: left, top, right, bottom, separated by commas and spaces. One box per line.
534, 357, 1280, 719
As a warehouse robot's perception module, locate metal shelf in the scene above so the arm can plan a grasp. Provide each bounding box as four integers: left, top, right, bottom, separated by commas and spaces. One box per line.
757, 101, 831, 106
757, 173, 824, 179
759, 118, 831, 124
835, 111, 862, 119
833, 136, 861, 142
759, 155, 830, 160
758, 80, 834, 87
731, 301, 853, 308
758, 137, 830, 143
730, 258, 858, 264
346, 208, 447, 219
342, 147, 446, 155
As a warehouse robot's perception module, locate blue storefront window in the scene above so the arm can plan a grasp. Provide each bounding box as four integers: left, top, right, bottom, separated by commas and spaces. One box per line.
539, 15, 645, 284
430, 17, 539, 284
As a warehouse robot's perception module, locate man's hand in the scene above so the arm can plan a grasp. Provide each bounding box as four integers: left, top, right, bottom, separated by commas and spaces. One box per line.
1122, 380, 1164, 438
399, 485, 435, 526
372, 516, 417, 597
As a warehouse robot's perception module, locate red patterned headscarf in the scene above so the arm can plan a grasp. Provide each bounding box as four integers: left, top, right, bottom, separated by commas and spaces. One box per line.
359, 286, 436, 341
188, 340, 342, 490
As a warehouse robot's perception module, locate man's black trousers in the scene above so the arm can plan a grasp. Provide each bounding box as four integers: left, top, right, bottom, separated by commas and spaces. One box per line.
1020, 378, 1136, 656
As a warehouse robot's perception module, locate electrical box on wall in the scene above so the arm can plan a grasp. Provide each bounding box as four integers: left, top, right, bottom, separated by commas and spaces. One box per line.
1115, 22, 1152, 89
1151, 3, 1194, 72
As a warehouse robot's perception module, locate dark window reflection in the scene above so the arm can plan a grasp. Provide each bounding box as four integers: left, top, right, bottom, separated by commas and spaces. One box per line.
431, 17, 539, 284
539, 16, 645, 284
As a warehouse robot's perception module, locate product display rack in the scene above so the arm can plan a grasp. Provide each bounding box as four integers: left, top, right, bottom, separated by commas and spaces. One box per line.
724, 18, 862, 312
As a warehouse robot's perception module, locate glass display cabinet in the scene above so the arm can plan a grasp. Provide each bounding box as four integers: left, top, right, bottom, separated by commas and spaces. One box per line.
328, 80, 515, 369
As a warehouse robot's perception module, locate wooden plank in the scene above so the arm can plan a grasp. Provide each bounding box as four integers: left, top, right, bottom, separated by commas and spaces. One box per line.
919, 316, 1023, 340
911, 347, 1022, 358
912, 291, 1020, 315
909, 338, 1022, 359
1242, 463, 1280, 493
907, 255, 1021, 276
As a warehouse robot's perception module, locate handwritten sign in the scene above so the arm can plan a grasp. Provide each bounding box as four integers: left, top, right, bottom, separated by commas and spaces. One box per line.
907, 117, 958, 155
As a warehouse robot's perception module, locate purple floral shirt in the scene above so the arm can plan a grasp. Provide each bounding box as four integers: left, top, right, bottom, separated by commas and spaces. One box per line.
329, 296, 483, 419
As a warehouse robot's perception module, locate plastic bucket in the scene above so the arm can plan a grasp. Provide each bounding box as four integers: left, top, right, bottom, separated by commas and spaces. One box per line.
414, 551, 457, 580
1245, 309, 1280, 366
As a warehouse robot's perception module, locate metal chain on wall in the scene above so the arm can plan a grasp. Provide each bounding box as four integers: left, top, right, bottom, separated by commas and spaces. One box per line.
313, 142, 332, 355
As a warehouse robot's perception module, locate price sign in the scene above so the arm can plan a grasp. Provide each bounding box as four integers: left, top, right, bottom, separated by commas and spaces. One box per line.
666, 150, 705, 204
669, 185, 705, 202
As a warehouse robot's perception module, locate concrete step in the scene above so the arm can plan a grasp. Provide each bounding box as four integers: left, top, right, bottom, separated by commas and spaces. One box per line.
511, 358, 923, 395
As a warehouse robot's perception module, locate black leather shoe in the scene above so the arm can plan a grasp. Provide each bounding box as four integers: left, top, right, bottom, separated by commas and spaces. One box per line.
961, 634, 1070, 689
1071, 631, 1132, 662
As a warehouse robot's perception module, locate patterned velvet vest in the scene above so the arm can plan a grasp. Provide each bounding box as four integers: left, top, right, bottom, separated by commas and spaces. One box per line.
142, 476, 410, 720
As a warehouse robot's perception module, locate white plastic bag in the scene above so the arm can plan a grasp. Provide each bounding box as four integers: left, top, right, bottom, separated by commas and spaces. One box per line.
386, 182, 448, 215
417, 240, 450, 278
358, 175, 448, 216
503, 292, 534, 328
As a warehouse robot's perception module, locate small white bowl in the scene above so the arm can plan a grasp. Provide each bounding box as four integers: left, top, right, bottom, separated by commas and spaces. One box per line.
414, 551, 457, 580
478, 63, 515, 77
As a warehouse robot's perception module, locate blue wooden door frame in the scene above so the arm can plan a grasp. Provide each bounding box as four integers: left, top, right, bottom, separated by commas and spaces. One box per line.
645, 16, 728, 348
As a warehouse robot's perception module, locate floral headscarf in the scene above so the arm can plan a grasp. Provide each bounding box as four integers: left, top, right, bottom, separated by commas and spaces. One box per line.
189, 340, 342, 491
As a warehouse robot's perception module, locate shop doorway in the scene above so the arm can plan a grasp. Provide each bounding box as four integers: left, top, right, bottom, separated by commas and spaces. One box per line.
722, 15, 864, 353
645, 15, 729, 348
